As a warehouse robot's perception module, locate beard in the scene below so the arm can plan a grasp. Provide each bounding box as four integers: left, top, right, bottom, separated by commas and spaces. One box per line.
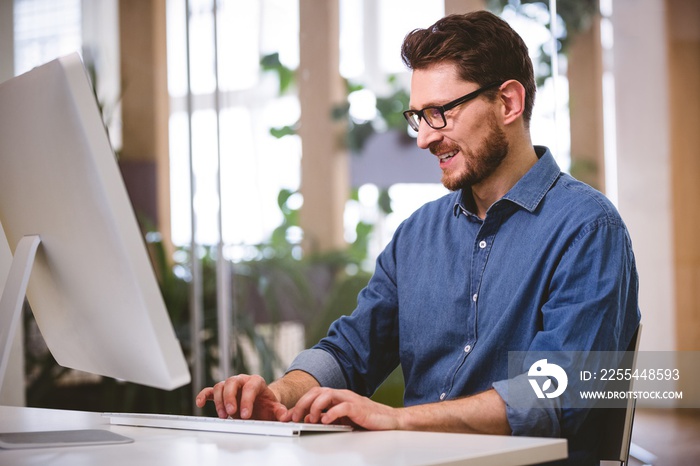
436, 114, 509, 192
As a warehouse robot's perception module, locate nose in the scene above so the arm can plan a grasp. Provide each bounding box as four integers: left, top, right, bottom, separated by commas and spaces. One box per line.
416, 120, 442, 150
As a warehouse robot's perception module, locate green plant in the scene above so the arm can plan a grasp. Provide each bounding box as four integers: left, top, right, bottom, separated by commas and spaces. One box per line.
261, 52, 412, 154
23, 184, 388, 413
22, 49, 403, 413
488, 0, 599, 86
333, 76, 412, 153
82, 48, 122, 159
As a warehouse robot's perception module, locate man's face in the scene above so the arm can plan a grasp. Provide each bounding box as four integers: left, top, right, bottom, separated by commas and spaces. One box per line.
409, 62, 509, 191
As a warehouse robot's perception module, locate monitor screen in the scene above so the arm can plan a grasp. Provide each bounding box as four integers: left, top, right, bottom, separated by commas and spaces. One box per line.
0, 53, 190, 391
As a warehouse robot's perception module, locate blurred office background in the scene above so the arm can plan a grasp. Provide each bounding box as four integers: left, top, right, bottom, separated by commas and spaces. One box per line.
0, 0, 698, 463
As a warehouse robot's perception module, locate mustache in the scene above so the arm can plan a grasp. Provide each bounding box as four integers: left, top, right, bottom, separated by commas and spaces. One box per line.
429, 142, 460, 156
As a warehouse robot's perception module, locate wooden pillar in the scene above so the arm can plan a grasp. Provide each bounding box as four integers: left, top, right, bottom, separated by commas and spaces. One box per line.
118, 0, 172, 252
298, 0, 348, 253
444, 0, 486, 15
667, 0, 700, 353
568, 15, 606, 192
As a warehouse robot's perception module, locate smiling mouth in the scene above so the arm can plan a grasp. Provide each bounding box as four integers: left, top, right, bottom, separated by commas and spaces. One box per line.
437, 149, 458, 163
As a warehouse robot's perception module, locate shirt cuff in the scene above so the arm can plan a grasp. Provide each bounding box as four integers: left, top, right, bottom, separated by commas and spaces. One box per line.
286, 348, 347, 390
493, 374, 561, 438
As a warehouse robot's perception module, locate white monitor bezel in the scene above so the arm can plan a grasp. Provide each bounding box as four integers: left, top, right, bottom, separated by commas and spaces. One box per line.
0, 53, 190, 391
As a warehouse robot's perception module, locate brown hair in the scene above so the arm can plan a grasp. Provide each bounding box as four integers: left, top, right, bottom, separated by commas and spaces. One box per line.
401, 10, 536, 124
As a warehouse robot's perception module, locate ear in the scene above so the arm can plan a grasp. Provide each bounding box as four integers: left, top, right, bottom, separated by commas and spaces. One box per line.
499, 80, 526, 125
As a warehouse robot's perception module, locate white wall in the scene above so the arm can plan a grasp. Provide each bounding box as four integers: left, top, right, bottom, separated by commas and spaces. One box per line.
612, 0, 680, 407
613, 0, 676, 353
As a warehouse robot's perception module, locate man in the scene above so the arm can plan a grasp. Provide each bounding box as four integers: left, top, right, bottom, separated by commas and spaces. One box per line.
197, 10, 640, 465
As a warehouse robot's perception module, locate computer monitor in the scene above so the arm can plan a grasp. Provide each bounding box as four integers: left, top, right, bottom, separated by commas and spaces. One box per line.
0, 53, 191, 392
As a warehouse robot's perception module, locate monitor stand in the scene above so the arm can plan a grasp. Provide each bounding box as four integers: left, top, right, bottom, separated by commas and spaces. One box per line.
0, 235, 133, 449
0, 235, 40, 389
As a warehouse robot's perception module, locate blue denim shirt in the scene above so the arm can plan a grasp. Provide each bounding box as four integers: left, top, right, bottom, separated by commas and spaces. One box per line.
289, 147, 641, 464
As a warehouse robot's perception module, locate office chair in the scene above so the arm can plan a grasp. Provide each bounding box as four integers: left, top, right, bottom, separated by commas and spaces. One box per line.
597, 325, 655, 466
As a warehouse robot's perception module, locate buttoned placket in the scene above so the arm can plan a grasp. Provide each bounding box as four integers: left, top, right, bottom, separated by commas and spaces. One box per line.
439, 207, 499, 401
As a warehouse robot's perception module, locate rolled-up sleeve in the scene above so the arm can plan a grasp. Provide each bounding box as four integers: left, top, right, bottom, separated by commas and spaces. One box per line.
493, 216, 639, 439
286, 348, 347, 389
492, 375, 562, 437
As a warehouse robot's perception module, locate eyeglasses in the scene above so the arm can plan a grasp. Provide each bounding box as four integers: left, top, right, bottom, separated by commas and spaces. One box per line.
403, 81, 503, 132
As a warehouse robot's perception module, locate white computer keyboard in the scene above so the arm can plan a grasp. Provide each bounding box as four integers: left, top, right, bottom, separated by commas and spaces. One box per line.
103, 412, 353, 437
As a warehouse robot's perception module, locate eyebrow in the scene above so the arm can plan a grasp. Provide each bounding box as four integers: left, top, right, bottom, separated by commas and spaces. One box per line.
408, 91, 475, 111
409, 82, 502, 112
407, 99, 443, 111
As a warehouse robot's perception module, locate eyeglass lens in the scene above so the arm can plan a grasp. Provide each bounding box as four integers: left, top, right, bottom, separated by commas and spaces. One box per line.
406, 107, 444, 132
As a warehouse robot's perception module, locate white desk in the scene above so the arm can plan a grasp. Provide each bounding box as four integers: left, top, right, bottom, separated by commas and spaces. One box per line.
0, 406, 567, 466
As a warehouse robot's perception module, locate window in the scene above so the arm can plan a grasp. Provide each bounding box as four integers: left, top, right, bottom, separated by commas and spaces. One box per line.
166, 1, 570, 258
13, 0, 81, 75
167, 0, 301, 251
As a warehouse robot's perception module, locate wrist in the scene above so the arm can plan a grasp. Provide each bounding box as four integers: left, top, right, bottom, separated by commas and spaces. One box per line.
270, 370, 319, 408
267, 380, 284, 405
394, 406, 412, 430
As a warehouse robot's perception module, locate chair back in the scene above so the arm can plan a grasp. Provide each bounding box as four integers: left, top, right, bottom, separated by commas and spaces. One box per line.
597, 325, 642, 464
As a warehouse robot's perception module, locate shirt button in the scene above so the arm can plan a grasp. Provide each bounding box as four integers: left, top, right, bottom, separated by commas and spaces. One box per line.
479, 240, 487, 249
440, 393, 446, 400
472, 293, 478, 302
464, 345, 472, 353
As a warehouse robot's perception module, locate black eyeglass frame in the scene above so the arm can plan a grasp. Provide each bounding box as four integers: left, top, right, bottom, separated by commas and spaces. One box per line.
403, 81, 504, 132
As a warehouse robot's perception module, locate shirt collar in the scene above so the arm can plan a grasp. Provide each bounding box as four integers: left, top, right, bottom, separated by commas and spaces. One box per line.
453, 146, 561, 217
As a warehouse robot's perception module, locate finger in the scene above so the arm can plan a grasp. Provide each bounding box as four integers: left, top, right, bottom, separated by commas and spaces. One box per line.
292, 388, 336, 423
195, 387, 213, 408
238, 375, 264, 419
274, 404, 291, 422
289, 389, 319, 423
307, 390, 338, 424
321, 402, 353, 425
222, 377, 243, 417
212, 381, 229, 418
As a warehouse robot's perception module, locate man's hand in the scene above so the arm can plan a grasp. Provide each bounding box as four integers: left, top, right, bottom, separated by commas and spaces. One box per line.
195, 374, 287, 421
196, 374, 510, 435
283, 387, 510, 435
281, 387, 403, 430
